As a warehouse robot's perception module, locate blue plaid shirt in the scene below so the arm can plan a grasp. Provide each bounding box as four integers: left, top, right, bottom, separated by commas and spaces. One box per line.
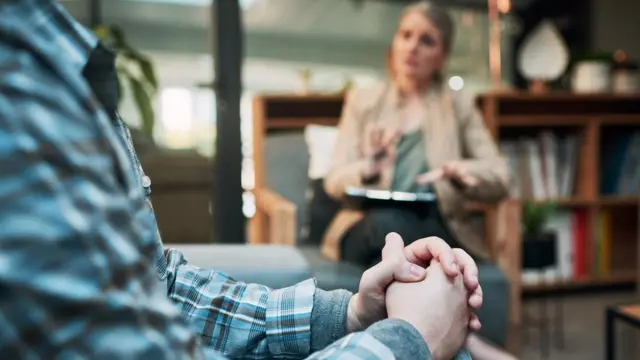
0, 1, 434, 359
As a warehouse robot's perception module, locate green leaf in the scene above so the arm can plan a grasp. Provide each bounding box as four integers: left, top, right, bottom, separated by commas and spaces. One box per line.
116, 74, 124, 105
129, 76, 155, 137
109, 25, 127, 48
522, 201, 558, 238
93, 25, 110, 41
120, 47, 158, 91
138, 57, 158, 91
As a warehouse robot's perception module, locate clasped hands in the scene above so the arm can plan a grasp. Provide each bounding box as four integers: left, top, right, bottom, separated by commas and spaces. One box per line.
346, 232, 482, 360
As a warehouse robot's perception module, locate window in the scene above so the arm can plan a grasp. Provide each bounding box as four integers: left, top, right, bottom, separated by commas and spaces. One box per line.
156, 87, 216, 157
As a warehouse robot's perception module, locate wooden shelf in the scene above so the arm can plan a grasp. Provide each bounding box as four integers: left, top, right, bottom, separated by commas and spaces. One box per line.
478, 93, 640, 295
600, 196, 639, 206
268, 117, 338, 129
466, 197, 638, 212
598, 115, 640, 126
523, 270, 636, 293
499, 115, 589, 127
481, 91, 640, 102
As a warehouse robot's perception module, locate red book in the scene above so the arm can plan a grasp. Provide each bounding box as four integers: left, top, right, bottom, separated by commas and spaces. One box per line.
572, 209, 588, 279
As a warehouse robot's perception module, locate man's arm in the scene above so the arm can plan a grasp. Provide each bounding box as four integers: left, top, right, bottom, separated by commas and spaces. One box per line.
166, 248, 438, 360
0, 59, 205, 359
165, 248, 357, 358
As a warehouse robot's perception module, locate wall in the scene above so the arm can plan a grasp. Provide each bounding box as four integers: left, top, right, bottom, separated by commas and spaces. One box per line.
591, 0, 640, 59
60, 0, 505, 86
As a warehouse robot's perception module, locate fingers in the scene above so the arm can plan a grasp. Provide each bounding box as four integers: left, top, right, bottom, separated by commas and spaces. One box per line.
444, 162, 478, 187
415, 168, 444, 185
404, 236, 459, 276
381, 232, 405, 261
457, 172, 479, 187
362, 233, 425, 293
363, 123, 399, 160
381, 127, 400, 149
451, 248, 482, 309
361, 123, 376, 157
452, 249, 479, 291
468, 284, 483, 309
372, 128, 383, 151
469, 312, 481, 331
383, 233, 426, 282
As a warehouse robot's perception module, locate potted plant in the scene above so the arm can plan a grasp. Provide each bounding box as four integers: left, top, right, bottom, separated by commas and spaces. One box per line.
522, 201, 558, 270
93, 25, 158, 138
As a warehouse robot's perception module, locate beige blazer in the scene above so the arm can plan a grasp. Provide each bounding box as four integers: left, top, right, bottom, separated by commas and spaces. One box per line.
321, 82, 510, 261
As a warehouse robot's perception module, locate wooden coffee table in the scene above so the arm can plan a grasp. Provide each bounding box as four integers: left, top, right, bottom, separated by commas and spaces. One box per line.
606, 304, 640, 360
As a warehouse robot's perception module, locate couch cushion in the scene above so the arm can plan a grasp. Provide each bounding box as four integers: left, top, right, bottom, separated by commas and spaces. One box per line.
169, 244, 313, 289
306, 179, 342, 245
475, 264, 510, 347
304, 125, 339, 180
299, 246, 364, 293
265, 132, 310, 240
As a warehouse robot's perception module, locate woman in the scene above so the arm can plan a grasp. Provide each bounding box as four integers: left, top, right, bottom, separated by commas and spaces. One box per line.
322, 2, 515, 360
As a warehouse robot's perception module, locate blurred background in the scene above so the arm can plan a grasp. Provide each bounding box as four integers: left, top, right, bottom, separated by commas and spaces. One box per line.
60, 1, 640, 359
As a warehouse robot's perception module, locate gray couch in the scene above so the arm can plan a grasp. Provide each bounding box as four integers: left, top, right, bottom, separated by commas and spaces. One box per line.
170, 131, 511, 347
146, 124, 512, 347
172, 242, 509, 347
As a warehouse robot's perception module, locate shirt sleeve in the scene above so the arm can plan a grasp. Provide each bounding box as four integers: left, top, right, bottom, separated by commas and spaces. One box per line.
305, 319, 473, 360
165, 248, 317, 358
0, 62, 203, 359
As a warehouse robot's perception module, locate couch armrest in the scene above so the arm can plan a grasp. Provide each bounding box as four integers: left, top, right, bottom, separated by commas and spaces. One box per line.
489, 199, 522, 354
465, 199, 522, 353
168, 244, 312, 289
248, 187, 297, 246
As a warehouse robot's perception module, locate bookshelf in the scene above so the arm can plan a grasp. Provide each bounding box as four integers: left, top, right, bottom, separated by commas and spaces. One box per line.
477, 92, 640, 293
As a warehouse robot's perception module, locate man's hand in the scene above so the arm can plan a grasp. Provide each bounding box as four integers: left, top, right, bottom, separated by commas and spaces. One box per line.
345, 233, 482, 333
386, 261, 470, 360
415, 161, 478, 188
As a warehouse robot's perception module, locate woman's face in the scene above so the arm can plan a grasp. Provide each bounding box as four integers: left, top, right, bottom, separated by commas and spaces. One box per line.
391, 11, 446, 84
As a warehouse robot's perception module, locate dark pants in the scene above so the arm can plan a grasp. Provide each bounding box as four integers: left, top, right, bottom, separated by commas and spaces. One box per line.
341, 205, 466, 268
340, 205, 510, 347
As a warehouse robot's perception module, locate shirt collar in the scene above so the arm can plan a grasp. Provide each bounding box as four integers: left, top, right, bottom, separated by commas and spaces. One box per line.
1, 0, 98, 74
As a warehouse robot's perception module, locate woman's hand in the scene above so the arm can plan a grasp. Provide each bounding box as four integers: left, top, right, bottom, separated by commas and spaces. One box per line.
415, 161, 478, 188
360, 123, 400, 181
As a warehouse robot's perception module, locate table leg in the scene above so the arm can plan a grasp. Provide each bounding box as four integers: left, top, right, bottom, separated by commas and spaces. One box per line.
606, 309, 616, 360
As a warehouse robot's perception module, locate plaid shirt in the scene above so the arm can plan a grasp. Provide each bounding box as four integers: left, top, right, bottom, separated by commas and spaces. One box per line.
0, 1, 411, 359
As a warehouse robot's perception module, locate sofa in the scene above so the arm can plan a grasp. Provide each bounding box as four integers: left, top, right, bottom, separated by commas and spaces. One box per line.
245, 94, 522, 349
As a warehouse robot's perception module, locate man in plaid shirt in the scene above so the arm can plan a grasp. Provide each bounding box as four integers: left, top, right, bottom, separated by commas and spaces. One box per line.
0, 1, 483, 359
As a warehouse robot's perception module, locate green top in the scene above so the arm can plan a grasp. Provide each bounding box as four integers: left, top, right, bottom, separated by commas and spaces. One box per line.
391, 130, 430, 193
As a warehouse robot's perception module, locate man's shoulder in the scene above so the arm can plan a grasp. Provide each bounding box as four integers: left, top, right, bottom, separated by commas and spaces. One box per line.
0, 43, 98, 147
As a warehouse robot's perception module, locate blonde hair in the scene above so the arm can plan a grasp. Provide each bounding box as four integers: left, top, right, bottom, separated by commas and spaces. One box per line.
387, 1, 455, 87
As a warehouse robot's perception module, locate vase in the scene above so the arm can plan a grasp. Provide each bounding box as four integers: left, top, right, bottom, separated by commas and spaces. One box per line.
522, 231, 557, 270
517, 20, 570, 91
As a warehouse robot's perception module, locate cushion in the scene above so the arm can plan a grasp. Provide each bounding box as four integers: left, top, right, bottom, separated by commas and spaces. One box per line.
305, 179, 342, 245
264, 132, 311, 239
474, 264, 510, 347
299, 246, 364, 293
169, 244, 313, 289
304, 125, 339, 180
302, 125, 342, 244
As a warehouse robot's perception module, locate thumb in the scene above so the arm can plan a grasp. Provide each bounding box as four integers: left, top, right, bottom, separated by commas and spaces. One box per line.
361, 233, 422, 294
381, 232, 405, 262
383, 233, 426, 282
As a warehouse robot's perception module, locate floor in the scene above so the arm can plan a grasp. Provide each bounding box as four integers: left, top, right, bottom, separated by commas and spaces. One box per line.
520, 291, 639, 360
